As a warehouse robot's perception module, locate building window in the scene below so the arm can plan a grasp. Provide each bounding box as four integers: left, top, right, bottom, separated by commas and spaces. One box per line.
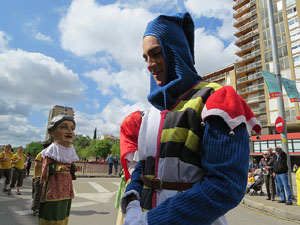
291, 40, 300, 54
290, 28, 300, 41
286, 0, 296, 7
279, 57, 290, 70
278, 45, 288, 58
274, 12, 283, 24
275, 22, 285, 34
286, 6, 297, 19
293, 54, 300, 66
264, 51, 273, 63
285, 109, 296, 122
294, 140, 300, 152
288, 17, 299, 30
277, 33, 286, 46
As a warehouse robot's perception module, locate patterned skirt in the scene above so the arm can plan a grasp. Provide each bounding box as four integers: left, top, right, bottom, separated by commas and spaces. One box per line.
38, 199, 72, 225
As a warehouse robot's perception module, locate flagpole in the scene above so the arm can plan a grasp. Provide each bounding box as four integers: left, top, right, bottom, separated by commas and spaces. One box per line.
266, 0, 294, 198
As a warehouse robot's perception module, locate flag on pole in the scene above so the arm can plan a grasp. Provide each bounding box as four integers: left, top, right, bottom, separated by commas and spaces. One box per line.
261, 70, 282, 98
282, 78, 300, 102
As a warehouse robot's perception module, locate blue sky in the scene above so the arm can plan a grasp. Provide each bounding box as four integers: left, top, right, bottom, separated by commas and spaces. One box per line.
0, 0, 238, 147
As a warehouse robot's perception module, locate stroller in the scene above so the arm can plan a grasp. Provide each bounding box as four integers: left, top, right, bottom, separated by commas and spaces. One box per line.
246, 168, 264, 196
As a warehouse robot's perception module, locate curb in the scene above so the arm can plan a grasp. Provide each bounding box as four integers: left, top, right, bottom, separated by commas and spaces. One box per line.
76, 174, 120, 178
241, 198, 300, 223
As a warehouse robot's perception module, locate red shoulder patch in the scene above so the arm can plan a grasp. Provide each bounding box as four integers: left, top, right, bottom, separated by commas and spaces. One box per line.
201, 86, 261, 134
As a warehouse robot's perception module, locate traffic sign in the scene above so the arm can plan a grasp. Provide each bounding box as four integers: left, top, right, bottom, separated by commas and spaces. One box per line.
275, 117, 284, 133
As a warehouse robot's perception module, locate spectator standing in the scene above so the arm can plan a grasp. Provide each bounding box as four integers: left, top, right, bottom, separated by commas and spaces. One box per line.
260, 151, 275, 200
26, 152, 32, 176
106, 154, 114, 175
273, 146, 293, 205
296, 167, 300, 206
10, 146, 27, 195
113, 156, 120, 175
0, 144, 13, 194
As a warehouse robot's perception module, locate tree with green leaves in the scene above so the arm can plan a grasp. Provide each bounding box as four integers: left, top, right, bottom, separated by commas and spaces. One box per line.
111, 140, 120, 157
24, 142, 44, 156
73, 134, 91, 149
93, 139, 112, 158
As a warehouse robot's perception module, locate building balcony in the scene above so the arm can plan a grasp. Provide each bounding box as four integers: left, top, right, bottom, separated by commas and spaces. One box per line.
234, 19, 258, 37
245, 95, 265, 104
233, 0, 255, 19
236, 49, 261, 65
236, 61, 262, 74
237, 71, 262, 84
235, 29, 259, 46
236, 39, 260, 57
251, 107, 267, 115
233, 0, 250, 10
233, 9, 257, 28
237, 83, 265, 95
206, 73, 226, 82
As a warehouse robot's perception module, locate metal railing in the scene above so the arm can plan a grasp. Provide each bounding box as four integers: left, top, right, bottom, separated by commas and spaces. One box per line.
233, 9, 257, 26
245, 95, 265, 104
233, 0, 255, 17
237, 83, 265, 95
236, 61, 262, 74
237, 71, 262, 84
236, 50, 261, 64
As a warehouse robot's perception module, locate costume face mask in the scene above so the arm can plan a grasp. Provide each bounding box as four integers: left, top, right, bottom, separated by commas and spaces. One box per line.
50, 120, 75, 148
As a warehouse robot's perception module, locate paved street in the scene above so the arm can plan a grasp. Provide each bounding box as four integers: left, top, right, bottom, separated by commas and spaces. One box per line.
1, 176, 298, 225
226, 203, 299, 225
0, 177, 120, 225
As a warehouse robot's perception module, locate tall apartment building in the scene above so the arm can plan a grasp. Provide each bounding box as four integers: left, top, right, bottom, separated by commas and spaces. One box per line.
45, 105, 75, 140
233, 0, 300, 135
203, 0, 300, 162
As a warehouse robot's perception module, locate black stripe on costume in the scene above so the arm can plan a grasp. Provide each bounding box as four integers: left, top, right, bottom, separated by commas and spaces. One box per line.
182, 86, 216, 103
140, 189, 153, 210
140, 156, 155, 176
159, 142, 202, 167
163, 109, 204, 137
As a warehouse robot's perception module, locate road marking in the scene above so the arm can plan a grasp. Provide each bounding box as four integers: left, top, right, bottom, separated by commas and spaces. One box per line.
112, 182, 120, 186
76, 192, 117, 203
0, 196, 16, 202
15, 210, 32, 216
88, 182, 109, 193
71, 201, 98, 208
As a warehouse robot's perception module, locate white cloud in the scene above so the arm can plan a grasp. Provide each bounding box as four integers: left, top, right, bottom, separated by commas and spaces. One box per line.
0, 49, 85, 114
59, 0, 154, 69
75, 98, 147, 139
194, 28, 237, 75
184, 0, 235, 40
0, 31, 10, 52
84, 67, 150, 104
35, 32, 53, 42
0, 115, 45, 147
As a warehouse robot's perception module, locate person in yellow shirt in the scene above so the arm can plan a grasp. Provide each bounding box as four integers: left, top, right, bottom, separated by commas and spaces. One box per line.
10, 146, 27, 195
296, 167, 300, 206
0, 144, 14, 194
31, 151, 43, 215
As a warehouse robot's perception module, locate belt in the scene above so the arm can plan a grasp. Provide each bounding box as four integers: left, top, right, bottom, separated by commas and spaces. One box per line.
141, 175, 194, 192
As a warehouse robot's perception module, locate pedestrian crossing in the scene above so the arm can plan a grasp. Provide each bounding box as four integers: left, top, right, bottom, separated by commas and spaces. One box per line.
0, 179, 121, 216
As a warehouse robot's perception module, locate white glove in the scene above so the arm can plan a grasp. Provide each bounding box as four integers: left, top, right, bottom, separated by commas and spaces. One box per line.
122, 200, 148, 225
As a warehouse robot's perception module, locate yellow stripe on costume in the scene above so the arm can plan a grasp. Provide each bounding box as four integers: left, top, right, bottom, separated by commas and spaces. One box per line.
38, 217, 69, 225
161, 128, 200, 154
194, 81, 222, 91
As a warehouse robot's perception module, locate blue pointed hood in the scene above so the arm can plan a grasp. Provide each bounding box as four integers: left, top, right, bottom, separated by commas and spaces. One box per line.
144, 12, 202, 110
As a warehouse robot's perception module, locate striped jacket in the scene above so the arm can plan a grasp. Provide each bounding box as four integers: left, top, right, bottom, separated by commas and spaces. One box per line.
138, 81, 223, 210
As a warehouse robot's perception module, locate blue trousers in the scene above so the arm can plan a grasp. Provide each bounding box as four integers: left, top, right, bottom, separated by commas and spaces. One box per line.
108, 163, 113, 175
276, 173, 292, 203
